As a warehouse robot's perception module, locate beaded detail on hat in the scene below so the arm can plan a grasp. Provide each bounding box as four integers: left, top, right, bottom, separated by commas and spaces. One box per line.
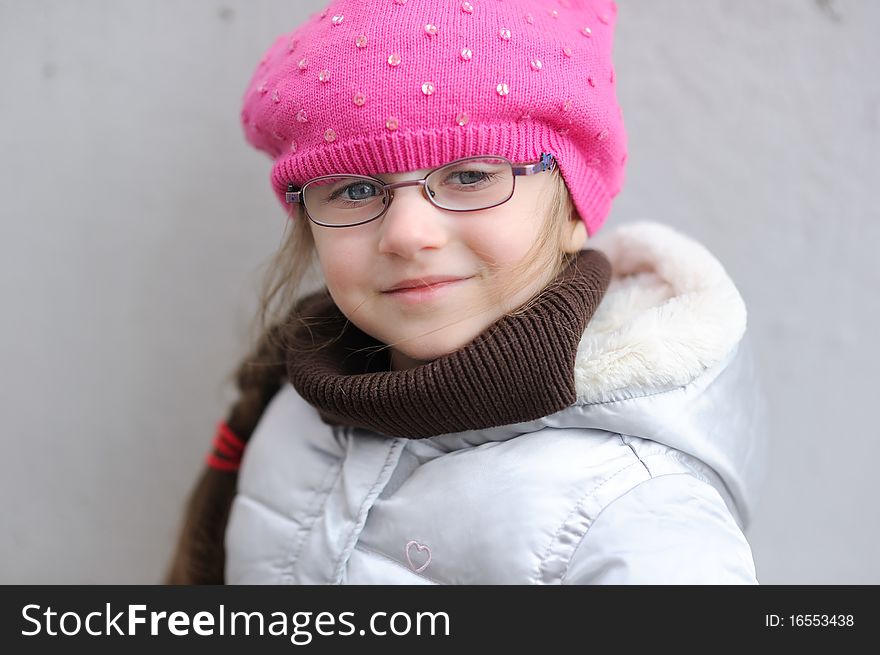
241, 0, 627, 237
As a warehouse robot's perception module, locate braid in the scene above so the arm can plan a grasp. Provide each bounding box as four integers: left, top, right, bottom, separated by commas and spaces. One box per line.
165, 208, 316, 584
164, 321, 289, 584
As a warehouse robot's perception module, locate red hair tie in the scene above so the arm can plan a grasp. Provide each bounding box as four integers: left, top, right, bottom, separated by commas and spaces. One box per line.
205, 420, 246, 472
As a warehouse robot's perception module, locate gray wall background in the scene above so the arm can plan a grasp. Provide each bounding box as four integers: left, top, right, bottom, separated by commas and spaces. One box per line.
1, 0, 877, 583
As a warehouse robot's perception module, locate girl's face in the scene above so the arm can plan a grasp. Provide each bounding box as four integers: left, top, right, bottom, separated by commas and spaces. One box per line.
309, 165, 587, 370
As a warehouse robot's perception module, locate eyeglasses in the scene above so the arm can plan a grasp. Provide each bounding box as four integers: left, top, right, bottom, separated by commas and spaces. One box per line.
285, 152, 557, 228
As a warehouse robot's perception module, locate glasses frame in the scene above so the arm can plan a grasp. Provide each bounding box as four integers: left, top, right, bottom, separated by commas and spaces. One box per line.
285, 151, 558, 228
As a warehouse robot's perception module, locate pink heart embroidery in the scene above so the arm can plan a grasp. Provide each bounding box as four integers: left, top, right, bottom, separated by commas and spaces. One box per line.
405, 540, 432, 573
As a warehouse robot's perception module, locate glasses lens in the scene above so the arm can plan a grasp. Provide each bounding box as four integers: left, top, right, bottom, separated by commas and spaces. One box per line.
303, 176, 387, 226
425, 157, 514, 211
301, 157, 515, 226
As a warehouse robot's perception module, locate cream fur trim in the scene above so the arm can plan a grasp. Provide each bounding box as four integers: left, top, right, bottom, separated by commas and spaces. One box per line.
575, 221, 748, 404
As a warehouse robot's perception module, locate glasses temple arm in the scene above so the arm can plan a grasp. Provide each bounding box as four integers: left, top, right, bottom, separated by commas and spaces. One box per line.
512, 151, 557, 176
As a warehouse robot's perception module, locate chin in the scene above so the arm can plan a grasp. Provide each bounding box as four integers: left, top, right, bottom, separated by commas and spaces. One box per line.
390, 326, 478, 364
394, 341, 458, 364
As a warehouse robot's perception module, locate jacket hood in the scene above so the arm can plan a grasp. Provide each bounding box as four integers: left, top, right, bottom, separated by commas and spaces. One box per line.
575, 220, 748, 403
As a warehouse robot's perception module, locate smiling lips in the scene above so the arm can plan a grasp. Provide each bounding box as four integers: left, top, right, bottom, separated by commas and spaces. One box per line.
383, 274, 472, 292
382, 275, 474, 304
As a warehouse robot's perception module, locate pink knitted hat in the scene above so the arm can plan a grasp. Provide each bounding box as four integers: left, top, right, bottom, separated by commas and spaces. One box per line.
240, 0, 627, 237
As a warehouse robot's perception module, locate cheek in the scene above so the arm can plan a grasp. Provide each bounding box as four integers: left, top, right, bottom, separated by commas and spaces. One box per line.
462, 206, 542, 268
313, 238, 370, 296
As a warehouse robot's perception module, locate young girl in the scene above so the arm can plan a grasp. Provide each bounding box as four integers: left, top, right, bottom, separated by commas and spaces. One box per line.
166, 0, 768, 584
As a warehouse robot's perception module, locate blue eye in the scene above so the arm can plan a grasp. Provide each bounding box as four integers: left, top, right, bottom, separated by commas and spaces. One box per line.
443, 170, 499, 188
329, 181, 381, 202
452, 171, 486, 185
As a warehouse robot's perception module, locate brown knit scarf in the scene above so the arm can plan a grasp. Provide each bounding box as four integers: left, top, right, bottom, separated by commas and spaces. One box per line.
285, 248, 612, 439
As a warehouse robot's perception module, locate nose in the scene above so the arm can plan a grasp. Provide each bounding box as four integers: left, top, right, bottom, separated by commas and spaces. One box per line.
377, 183, 449, 257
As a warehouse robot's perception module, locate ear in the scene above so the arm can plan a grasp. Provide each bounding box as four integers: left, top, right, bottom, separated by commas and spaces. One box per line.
563, 210, 588, 253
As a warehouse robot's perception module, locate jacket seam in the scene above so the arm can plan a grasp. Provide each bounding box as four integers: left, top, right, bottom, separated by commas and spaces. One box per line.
533, 443, 648, 584
331, 437, 404, 584
617, 432, 715, 487
619, 434, 653, 477
232, 491, 312, 526
284, 455, 345, 584
559, 471, 698, 583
